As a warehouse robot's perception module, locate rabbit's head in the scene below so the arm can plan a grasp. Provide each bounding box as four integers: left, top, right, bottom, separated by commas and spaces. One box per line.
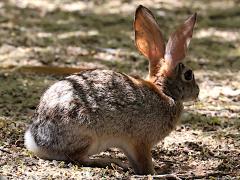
134, 5, 199, 102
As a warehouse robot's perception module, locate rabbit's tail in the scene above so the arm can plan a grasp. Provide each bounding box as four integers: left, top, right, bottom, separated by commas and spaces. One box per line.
24, 128, 69, 160
24, 128, 40, 154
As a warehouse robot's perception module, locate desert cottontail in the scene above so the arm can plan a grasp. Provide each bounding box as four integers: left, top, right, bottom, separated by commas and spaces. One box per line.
25, 5, 199, 175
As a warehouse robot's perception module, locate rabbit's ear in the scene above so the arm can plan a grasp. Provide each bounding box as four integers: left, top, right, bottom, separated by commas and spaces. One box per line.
134, 5, 165, 77
164, 13, 197, 70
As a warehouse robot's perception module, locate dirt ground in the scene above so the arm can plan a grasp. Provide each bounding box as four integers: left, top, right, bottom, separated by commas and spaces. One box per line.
0, 0, 239, 179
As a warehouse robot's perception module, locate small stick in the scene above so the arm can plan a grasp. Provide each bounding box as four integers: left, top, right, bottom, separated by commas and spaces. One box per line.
16, 66, 93, 75
131, 174, 181, 180
178, 171, 230, 179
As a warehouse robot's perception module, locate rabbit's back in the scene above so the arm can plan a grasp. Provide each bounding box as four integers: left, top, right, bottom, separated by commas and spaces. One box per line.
32, 70, 182, 147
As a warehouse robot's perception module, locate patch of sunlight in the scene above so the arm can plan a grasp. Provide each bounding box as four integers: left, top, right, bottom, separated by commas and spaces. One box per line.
0, 2, 4, 8
196, 70, 240, 100
163, 129, 199, 147
195, 28, 240, 42
93, 0, 183, 15
92, 48, 134, 62
163, 128, 236, 150
9, 0, 57, 11
191, 70, 240, 119
66, 46, 89, 56
199, 86, 240, 100
37, 32, 53, 38
56, 18, 75, 25
187, 0, 236, 10
195, 70, 240, 82
57, 30, 99, 39
7, 0, 196, 16
94, 1, 135, 14
0, 45, 41, 67
59, 1, 94, 12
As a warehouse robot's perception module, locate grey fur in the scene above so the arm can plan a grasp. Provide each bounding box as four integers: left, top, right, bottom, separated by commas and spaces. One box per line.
30, 69, 181, 149
25, 5, 199, 175
26, 67, 199, 172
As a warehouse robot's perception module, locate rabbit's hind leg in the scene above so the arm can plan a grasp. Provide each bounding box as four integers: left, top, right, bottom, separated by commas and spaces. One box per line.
67, 145, 129, 171
36, 149, 69, 161
76, 156, 129, 171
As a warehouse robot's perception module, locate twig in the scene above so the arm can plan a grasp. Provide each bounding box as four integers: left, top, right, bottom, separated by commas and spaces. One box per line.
131, 174, 181, 180
178, 171, 230, 179
131, 171, 231, 180
16, 66, 93, 75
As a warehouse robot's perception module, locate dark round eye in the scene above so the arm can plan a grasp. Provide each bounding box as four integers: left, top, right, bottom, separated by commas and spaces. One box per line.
184, 70, 193, 81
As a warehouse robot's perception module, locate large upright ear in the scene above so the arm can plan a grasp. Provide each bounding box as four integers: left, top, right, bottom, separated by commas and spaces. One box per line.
164, 13, 197, 70
134, 5, 165, 76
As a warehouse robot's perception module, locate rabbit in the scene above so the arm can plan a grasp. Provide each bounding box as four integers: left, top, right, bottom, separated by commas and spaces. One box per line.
24, 5, 199, 175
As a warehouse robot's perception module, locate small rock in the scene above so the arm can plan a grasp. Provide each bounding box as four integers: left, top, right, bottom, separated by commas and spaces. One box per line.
52, 160, 58, 167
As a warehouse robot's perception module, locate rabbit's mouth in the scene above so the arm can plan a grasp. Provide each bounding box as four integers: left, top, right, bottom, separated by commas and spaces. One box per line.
184, 90, 199, 102
182, 96, 198, 102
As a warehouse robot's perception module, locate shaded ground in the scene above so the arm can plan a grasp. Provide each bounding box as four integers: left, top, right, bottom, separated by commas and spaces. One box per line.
0, 0, 239, 179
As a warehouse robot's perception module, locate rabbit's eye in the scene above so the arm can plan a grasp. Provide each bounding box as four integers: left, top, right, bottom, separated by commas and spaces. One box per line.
184, 70, 193, 81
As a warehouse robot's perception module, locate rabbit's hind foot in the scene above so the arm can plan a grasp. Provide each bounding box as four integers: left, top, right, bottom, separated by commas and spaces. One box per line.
75, 156, 129, 172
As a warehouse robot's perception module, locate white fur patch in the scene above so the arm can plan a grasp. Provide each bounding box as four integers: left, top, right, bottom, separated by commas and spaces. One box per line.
42, 81, 74, 110
24, 129, 39, 153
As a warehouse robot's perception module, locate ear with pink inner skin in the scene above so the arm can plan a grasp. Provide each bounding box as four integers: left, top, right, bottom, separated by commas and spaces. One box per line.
134, 5, 165, 77
164, 13, 197, 71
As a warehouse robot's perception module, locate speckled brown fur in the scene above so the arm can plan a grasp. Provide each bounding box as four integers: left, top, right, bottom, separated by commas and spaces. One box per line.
25, 5, 199, 175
